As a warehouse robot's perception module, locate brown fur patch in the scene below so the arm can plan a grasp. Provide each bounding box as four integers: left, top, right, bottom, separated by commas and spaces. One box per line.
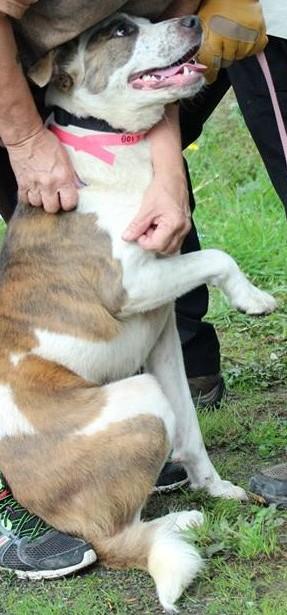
84, 16, 139, 94
0, 204, 126, 346
0, 203, 127, 432
0, 413, 169, 567
2, 355, 105, 433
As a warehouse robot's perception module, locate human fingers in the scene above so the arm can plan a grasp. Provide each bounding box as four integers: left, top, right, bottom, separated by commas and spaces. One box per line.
122, 212, 153, 242
138, 223, 176, 253
159, 235, 185, 255
56, 184, 78, 211
40, 190, 61, 214
27, 188, 42, 208
18, 187, 29, 205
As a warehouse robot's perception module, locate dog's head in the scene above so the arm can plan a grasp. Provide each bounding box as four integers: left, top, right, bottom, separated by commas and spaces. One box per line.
30, 13, 205, 131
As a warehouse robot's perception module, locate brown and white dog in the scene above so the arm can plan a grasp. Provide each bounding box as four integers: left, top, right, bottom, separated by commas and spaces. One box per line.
0, 13, 276, 612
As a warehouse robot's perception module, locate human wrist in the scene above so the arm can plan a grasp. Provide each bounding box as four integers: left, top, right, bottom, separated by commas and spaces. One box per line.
149, 103, 183, 169
4, 119, 44, 149
153, 150, 185, 183
0, 71, 43, 146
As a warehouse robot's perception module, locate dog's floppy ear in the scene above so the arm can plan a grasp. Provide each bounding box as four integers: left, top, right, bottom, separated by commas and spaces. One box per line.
28, 50, 74, 92
28, 51, 56, 87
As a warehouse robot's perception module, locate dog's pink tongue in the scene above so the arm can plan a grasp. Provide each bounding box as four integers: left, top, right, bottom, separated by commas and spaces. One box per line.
153, 61, 206, 77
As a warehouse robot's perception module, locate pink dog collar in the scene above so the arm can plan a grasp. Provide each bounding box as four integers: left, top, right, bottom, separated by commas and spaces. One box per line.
50, 124, 146, 165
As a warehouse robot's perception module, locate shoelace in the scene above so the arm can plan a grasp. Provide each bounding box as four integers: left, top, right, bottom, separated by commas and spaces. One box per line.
0, 480, 50, 541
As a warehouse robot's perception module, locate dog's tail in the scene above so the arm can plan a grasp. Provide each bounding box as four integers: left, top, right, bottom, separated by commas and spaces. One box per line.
97, 514, 203, 612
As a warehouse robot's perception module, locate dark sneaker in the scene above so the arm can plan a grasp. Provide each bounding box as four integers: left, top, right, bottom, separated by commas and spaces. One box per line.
153, 462, 189, 493
188, 374, 225, 410
0, 473, 97, 579
249, 463, 287, 508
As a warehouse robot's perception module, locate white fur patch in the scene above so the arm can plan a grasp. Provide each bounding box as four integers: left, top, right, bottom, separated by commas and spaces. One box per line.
33, 310, 167, 384
0, 384, 35, 438
148, 510, 203, 612
10, 352, 26, 367
75, 374, 175, 444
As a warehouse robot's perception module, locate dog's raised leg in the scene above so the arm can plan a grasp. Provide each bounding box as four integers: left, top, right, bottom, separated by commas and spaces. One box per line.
145, 309, 247, 500
122, 248, 276, 316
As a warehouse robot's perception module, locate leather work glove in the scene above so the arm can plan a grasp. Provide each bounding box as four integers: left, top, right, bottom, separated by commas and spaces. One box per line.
197, 0, 268, 82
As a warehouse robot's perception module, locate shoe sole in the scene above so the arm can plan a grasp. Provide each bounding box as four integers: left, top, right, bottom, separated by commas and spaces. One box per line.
1, 548, 97, 581
152, 477, 190, 494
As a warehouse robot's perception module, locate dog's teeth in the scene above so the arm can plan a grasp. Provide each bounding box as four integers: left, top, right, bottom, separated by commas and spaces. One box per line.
142, 74, 151, 81
183, 66, 190, 75
150, 75, 157, 81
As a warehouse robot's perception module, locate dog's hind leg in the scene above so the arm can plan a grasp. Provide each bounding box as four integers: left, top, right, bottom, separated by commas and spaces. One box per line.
0, 358, 202, 610
0, 368, 174, 530
145, 309, 247, 501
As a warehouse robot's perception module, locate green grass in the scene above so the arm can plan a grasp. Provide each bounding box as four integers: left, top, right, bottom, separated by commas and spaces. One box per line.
0, 91, 286, 614
186, 501, 282, 560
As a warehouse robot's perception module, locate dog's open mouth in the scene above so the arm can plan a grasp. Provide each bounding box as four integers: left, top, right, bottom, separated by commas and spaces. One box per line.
129, 46, 206, 90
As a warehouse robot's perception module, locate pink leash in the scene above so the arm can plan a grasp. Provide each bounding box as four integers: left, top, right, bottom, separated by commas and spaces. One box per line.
257, 50, 287, 168
50, 124, 146, 166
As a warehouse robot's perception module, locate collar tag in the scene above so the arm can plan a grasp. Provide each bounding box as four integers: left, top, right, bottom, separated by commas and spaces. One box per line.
49, 124, 146, 165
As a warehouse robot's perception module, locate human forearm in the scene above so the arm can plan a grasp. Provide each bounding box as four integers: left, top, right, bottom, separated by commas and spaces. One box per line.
123, 105, 191, 254
0, 13, 77, 213
148, 103, 185, 180
0, 13, 42, 145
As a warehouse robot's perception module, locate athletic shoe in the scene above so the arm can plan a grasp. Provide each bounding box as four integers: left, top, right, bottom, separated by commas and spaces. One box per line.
249, 463, 287, 508
153, 462, 189, 493
188, 374, 225, 410
0, 473, 97, 579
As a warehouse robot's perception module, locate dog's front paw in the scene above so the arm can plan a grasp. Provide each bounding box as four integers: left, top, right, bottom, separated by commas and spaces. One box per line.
175, 510, 204, 531
207, 479, 248, 501
231, 281, 277, 315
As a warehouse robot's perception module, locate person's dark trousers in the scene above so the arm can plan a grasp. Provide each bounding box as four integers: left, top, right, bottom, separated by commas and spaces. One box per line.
228, 36, 287, 215
0, 147, 17, 222
176, 36, 287, 376
175, 161, 221, 378
176, 71, 230, 378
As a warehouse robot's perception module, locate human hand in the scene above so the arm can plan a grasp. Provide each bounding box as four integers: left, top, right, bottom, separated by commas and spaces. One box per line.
197, 0, 268, 83
160, 0, 201, 19
7, 126, 78, 213
122, 172, 191, 255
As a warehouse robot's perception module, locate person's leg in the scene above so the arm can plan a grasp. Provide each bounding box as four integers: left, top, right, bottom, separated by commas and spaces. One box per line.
176, 71, 230, 406
228, 37, 287, 504
176, 162, 223, 394
228, 36, 287, 214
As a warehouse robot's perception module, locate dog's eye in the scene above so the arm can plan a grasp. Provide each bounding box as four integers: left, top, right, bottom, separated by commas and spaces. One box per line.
113, 24, 132, 38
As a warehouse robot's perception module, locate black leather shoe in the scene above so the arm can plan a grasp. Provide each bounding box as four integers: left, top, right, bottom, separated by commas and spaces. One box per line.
153, 462, 189, 493
249, 463, 287, 508
188, 374, 225, 410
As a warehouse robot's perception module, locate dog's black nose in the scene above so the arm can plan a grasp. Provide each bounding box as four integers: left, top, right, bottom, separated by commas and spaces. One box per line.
180, 15, 200, 30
